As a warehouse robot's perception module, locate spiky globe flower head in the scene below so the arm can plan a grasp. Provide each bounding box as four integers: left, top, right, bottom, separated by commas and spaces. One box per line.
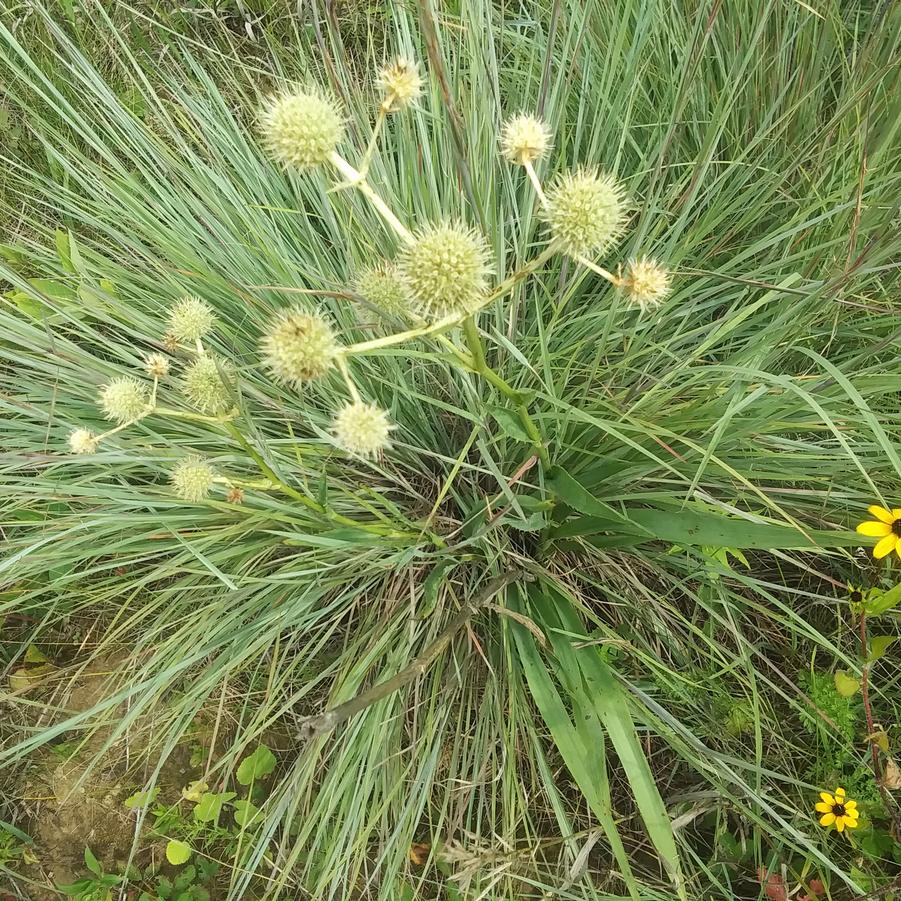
355, 263, 409, 317
397, 222, 491, 321
543, 168, 627, 257
261, 308, 339, 388
332, 401, 392, 459
168, 296, 215, 343
171, 457, 215, 503
376, 57, 423, 112
260, 89, 344, 169
182, 355, 232, 414
68, 428, 98, 455
144, 352, 170, 379
501, 114, 552, 165
621, 257, 672, 311
99, 377, 149, 423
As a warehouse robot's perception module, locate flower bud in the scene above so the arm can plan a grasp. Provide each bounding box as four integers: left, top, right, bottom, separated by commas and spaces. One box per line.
168, 296, 215, 343
501, 114, 551, 165
376, 57, 423, 112
332, 401, 392, 459
621, 257, 671, 310
68, 428, 98, 455
544, 168, 627, 257
99, 377, 149, 423
182, 355, 232, 414
397, 222, 491, 320
261, 309, 338, 388
261, 89, 344, 169
355, 263, 409, 317
171, 457, 215, 503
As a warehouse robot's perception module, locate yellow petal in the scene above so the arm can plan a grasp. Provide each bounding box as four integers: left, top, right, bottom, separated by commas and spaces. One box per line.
835, 818, 845, 832
893, 509, 901, 520
844, 800, 857, 810
819, 813, 835, 826
835, 787, 846, 797
845, 817, 859, 828
868, 505, 894, 523
814, 802, 832, 813
857, 520, 891, 537
873, 534, 898, 559
819, 792, 835, 805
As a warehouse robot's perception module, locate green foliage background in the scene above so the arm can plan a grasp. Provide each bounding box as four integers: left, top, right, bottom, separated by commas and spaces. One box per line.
1, 1, 900, 899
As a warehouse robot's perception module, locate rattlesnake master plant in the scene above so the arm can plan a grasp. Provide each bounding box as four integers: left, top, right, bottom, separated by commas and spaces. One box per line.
66, 68, 673, 484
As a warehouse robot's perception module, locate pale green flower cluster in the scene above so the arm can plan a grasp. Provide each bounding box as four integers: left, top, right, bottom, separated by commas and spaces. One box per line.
67, 51, 678, 504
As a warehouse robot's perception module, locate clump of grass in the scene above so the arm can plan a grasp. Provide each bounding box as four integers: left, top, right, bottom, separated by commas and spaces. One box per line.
1, 2, 900, 900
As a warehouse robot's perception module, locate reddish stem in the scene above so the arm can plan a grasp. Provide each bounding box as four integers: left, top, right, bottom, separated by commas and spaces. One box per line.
859, 612, 881, 776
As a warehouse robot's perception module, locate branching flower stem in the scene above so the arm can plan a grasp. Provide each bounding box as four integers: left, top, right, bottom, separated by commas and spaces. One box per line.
222, 421, 442, 546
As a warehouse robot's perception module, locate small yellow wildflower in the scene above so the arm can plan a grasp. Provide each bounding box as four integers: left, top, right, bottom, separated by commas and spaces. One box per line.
815, 787, 859, 833
856, 505, 901, 559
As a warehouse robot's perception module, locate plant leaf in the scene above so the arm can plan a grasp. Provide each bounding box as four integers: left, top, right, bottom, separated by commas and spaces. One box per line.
868, 635, 896, 663
84, 846, 102, 876
488, 406, 531, 442
834, 670, 860, 697
165, 840, 192, 866
236, 745, 276, 785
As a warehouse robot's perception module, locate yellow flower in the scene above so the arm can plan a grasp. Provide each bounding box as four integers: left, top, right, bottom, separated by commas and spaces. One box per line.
814, 787, 859, 833
856, 505, 901, 559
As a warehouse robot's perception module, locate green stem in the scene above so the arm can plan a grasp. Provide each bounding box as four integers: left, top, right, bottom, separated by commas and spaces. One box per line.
461, 316, 550, 467
328, 151, 413, 244
223, 422, 421, 541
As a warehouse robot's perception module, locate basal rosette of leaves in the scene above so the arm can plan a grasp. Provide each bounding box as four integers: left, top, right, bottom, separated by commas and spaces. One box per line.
1, 3, 899, 900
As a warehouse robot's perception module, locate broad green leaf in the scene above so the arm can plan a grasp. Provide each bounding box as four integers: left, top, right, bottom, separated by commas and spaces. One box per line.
418, 559, 457, 619
868, 635, 896, 663
865, 582, 901, 616
511, 612, 640, 901
557, 507, 858, 550
546, 467, 643, 529
84, 846, 102, 876
55, 228, 74, 272
529, 584, 686, 899
193, 791, 235, 823
24, 644, 49, 663
834, 670, 860, 697
165, 840, 192, 866
236, 745, 276, 785
488, 406, 531, 442
124, 788, 159, 809
233, 799, 260, 827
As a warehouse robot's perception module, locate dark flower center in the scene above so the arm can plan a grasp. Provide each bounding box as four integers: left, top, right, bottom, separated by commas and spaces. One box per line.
850, 591, 863, 604
832, 803, 846, 816
892, 518, 901, 537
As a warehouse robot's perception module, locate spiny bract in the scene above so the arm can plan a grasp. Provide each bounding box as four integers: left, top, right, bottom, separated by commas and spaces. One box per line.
68, 428, 98, 455
170, 457, 215, 503
261, 89, 344, 169
543, 168, 627, 257
501, 114, 552, 165
332, 401, 392, 459
397, 222, 491, 320
99, 377, 149, 423
261, 309, 339, 388
168, 296, 215, 343
622, 257, 671, 310
355, 263, 410, 317
376, 57, 423, 112
182, 355, 232, 414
